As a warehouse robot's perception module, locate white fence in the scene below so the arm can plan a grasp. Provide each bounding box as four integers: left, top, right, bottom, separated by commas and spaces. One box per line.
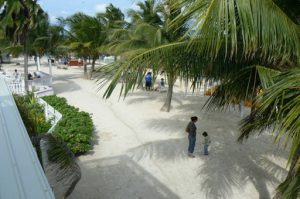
1, 71, 54, 97
37, 98, 62, 133
7, 80, 26, 95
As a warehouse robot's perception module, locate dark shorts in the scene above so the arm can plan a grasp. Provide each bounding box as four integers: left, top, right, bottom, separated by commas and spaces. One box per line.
145, 81, 151, 87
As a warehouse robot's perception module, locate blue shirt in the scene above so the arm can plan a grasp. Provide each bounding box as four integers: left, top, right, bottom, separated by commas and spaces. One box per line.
145, 75, 152, 82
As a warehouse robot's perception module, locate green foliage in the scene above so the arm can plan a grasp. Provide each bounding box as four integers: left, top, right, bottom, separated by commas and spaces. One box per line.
239, 68, 300, 198
44, 133, 81, 198
42, 95, 93, 155
14, 93, 51, 137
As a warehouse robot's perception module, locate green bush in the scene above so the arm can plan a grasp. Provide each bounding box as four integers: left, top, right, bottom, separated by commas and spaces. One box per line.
42, 95, 93, 155
14, 93, 51, 136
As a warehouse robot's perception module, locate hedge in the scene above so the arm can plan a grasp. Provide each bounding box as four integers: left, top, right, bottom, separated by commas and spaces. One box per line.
14, 93, 51, 136
42, 95, 93, 155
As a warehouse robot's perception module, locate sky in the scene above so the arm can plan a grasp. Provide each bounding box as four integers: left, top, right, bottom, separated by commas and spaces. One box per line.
38, 0, 140, 23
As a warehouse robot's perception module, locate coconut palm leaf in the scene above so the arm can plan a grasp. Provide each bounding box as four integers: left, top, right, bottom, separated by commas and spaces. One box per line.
127, 0, 163, 26
42, 134, 81, 198
239, 69, 300, 148
239, 68, 300, 198
178, 0, 300, 65
256, 65, 281, 89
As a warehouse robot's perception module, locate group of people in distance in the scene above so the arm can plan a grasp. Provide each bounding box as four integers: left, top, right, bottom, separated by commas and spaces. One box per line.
144, 71, 165, 91
28, 71, 40, 80
13, 69, 41, 80
186, 116, 211, 158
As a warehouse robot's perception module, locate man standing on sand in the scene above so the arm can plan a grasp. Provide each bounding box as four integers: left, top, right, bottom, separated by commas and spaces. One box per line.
186, 116, 198, 158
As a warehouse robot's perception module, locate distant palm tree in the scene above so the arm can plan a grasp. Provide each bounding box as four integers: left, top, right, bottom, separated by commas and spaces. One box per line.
99, 1, 189, 112
66, 13, 107, 76
127, 0, 163, 26
0, 0, 47, 91
98, 3, 125, 30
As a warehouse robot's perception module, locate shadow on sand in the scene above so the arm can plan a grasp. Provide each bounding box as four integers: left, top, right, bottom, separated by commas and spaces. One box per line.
127, 107, 288, 199
126, 91, 184, 106
52, 74, 82, 94
68, 155, 180, 199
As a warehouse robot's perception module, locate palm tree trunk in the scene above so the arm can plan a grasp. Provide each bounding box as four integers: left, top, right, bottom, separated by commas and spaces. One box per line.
24, 40, 29, 92
89, 57, 97, 80
137, 70, 144, 89
83, 58, 88, 79
91, 57, 96, 72
274, 144, 300, 199
0, 54, 2, 71
160, 75, 175, 112
36, 55, 41, 71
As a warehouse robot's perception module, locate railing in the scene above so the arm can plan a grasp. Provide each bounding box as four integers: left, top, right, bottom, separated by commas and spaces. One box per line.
0, 78, 55, 199
37, 98, 62, 133
1, 71, 54, 97
7, 80, 25, 95
1, 77, 60, 133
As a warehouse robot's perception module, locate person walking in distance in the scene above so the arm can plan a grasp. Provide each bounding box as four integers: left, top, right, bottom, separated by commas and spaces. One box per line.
185, 116, 198, 158
145, 72, 152, 91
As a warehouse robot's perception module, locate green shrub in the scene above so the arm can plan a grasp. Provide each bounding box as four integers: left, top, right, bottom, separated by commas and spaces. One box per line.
14, 93, 51, 136
42, 95, 93, 155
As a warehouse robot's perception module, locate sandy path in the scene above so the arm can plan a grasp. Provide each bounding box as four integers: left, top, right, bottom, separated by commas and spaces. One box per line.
43, 66, 289, 199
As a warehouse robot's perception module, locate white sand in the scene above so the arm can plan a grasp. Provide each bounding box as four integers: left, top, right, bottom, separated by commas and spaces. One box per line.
2, 60, 289, 199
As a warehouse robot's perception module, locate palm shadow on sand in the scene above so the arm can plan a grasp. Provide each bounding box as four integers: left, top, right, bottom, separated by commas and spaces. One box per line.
52, 74, 82, 94
68, 155, 180, 199
128, 113, 288, 199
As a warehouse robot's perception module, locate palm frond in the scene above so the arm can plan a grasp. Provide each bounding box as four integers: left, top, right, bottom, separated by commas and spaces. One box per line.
256, 65, 281, 89
42, 134, 81, 197
239, 68, 300, 161
179, 0, 300, 65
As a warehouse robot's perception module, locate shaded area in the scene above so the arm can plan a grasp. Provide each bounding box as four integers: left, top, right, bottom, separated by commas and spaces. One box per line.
126, 91, 183, 106
68, 155, 180, 199
128, 138, 187, 161
52, 74, 82, 94
128, 113, 289, 199
198, 132, 288, 199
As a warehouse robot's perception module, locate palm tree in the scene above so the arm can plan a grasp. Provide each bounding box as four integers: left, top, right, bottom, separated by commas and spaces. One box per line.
66, 13, 107, 77
100, 3, 125, 30
99, 0, 300, 196
127, 0, 163, 26
179, 0, 300, 197
99, 0, 189, 112
239, 68, 300, 198
0, 0, 47, 91
95, 4, 126, 62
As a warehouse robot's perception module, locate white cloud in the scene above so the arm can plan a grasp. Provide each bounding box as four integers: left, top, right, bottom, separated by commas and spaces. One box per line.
50, 16, 57, 24
95, 3, 108, 13
61, 10, 69, 15
130, 4, 140, 11
130, 4, 141, 11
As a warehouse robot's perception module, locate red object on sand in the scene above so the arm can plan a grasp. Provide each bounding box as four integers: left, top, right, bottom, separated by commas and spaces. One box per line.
68, 59, 83, 66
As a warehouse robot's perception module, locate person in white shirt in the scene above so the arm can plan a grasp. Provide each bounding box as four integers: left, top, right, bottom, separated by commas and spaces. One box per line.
13, 69, 19, 80
202, 131, 211, 155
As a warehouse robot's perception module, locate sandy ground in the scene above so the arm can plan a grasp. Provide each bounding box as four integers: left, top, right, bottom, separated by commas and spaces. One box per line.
2, 60, 289, 199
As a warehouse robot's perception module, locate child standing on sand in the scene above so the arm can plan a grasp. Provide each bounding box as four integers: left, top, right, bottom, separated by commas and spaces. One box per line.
202, 132, 211, 155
